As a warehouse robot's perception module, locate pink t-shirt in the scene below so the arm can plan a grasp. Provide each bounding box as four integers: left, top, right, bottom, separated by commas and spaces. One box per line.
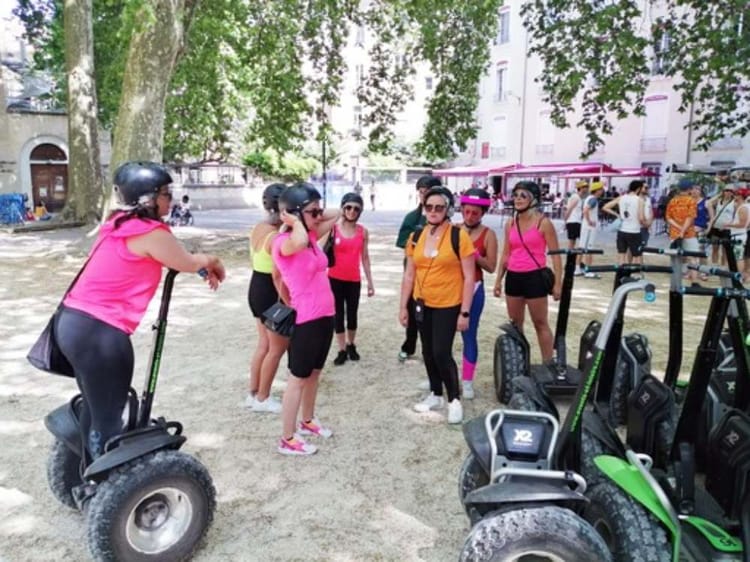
507, 219, 547, 273
63, 214, 169, 334
328, 224, 364, 282
272, 231, 335, 324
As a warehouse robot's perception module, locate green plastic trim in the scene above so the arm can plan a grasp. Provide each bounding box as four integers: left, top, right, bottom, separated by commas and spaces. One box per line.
594, 455, 678, 537
684, 516, 743, 553
675, 379, 689, 388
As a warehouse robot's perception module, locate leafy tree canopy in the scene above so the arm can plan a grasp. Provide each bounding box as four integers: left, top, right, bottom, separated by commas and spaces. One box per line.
521, 0, 750, 156
14, 0, 503, 163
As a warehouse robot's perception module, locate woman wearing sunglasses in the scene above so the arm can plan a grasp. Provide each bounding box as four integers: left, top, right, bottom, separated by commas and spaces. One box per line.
272, 183, 340, 455
493, 181, 562, 374
457, 188, 498, 399
328, 192, 375, 366
399, 186, 476, 424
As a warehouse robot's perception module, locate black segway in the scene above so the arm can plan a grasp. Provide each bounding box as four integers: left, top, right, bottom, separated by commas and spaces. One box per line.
44, 269, 216, 561
493, 247, 603, 403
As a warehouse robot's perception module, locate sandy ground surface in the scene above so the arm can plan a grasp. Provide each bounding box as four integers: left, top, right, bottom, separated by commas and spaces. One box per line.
0, 215, 712, 561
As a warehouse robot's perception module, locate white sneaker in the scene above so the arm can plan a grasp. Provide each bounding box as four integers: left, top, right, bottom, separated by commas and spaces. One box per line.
242, 394, 256, 409
584, 272, 600, 279
447, 399, 463, 424
417, 379, 430, 391
573, 268, 584, 277
463, 380, 475, 400
413, 393, 444, 413
251, 396, 282, 414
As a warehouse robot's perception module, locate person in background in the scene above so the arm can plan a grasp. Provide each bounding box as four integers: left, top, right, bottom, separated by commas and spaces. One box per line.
602, 180, 647, 265
493, 181, 563, 375
579, 181, 604, 277
724, 187, 750, 282
328, 192, 375, 365
640, 182, 654, 248
707, 184, 737, 266
692, 184, 711, 275
400, 186, 475, 424
564, 180, 588, 275
369, 180, 376, 211
54, 161, 225, 464
395, 175, 441, 362
665, 177, 700, 286
457, 188, 498, 399
272, 183, 340, 456
245, 183, 289, 413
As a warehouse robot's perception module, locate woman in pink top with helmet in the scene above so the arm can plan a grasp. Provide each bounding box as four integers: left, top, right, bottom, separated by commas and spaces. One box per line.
272, 183, 340, 456
328, 192, 375, 366
55, 161, 225, 460
493, 181, 562, 370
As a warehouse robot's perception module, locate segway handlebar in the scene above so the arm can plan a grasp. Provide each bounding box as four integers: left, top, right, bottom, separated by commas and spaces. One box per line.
584, 264, 672, 274
687, 265, 742, 281
642, 246, 706, 258
548, 248, 604, 256
681, 286, 750, 299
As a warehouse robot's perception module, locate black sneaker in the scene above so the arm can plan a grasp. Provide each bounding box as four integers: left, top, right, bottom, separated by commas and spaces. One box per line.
333, 350, 348, 366
347, 344, 360, 361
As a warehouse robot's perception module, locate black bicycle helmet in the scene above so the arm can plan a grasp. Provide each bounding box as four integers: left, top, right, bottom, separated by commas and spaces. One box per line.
341, 192, 364, 208
460, 188, 492, 208
424, 185, 454, 208
113, 161, 173, 206
512, 181, 541, 206
262, 183, 286, 213
279, 182, 322, 215
416, 175, 442, 190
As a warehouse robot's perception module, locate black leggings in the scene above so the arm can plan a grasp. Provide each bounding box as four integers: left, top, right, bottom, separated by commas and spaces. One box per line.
418, 305, 460, 401
329, 278, 361, 334
55, 307, 134, 460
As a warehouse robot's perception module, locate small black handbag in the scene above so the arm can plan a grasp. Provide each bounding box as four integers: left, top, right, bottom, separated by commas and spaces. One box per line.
262, 301, 297, 337
322, 226, 336, 268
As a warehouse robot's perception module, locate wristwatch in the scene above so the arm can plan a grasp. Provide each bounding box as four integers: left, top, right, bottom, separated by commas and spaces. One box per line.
460, 311, 470, 318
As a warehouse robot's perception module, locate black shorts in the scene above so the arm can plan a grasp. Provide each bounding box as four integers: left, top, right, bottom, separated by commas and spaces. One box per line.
248, 272, 278, 318
505, 270, 548, 300
744, 234, 750, 259
565, 222, 581, 241
616, 231, 644, 257
288, 316, 334, 378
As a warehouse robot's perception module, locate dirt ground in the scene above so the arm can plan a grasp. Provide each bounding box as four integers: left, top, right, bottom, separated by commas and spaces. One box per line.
0, 218, 711, 561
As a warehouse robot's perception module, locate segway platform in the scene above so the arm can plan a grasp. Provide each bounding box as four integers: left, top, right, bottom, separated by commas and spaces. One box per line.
529, 364, 583, 395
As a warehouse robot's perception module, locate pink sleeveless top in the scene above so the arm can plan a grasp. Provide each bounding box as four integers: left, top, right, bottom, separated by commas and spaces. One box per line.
63, 213, 170, 334
272, 231, 335, 324
328, 224, 364, 282
507, 218, 547, 273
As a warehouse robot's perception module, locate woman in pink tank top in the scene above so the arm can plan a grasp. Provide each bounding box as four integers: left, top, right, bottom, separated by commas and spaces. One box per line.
54, 162, 225, 461
493, 181, 562, 369
327, 192, 375, 366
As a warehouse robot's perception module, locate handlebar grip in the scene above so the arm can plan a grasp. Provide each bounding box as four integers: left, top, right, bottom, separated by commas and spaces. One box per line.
642, 247, 664, 254
682, 250, 708, 258
547, 248, 604, 256
687, 265, 742, 280
638, 265, 673, 274
681, 286, 723, 296
584, 265, 617, 273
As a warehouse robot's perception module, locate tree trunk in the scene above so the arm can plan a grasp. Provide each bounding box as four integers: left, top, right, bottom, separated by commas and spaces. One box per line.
105, 0, 200, 213
63, 0, 103, 223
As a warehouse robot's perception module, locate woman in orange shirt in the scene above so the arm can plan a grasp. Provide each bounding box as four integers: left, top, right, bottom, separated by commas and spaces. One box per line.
399, 186, 475, 424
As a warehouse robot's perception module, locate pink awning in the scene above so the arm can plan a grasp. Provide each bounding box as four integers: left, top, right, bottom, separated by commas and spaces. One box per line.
504, 162, 620, 176
559, 167, 659, 179
433, 166, 491, 177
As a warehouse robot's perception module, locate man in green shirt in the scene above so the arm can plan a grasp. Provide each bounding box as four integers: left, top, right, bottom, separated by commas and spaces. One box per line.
395, 175, 441, 361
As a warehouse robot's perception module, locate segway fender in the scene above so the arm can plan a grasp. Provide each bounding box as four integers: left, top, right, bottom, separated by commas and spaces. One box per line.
83, 429, 186, 481
464, 480, 588, 509
463, 417, 492, 476
594, 455, 678, 541
582, 411, 625, 457
44, 398, 83, 457
499, 322, 530, 351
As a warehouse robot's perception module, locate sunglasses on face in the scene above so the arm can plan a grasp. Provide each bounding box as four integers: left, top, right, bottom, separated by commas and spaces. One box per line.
303, 208, 324, 218
343, 204, 361, 213
512, 191, 531, 200
424, 203, 446, 213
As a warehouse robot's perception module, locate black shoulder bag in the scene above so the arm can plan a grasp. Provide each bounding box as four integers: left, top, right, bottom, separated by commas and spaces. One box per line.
516, 217, 555, 295
27, 235, 108, 377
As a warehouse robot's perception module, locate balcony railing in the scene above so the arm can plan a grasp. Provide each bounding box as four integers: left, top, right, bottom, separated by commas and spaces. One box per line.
490, 146, 507, 159
640, 136, 667, 153
711, 137, 743, 150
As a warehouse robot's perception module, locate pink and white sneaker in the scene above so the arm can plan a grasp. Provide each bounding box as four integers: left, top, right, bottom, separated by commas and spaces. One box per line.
277, 434, 317, 456
298, 418, 333, 438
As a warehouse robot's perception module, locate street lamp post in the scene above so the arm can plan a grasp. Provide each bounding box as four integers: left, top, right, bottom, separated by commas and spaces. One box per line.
322, 137, 328, 206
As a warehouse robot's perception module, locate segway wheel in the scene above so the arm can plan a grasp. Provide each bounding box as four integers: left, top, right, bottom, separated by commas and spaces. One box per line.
609, 357, 631, 427
47, 439, 82, 510
458, 453, 489, 523
460, 506, 611, 562
584, 481, 671, 562
580, 429, 613, 488
85, 449, 215, 562
493, 334, 525, 404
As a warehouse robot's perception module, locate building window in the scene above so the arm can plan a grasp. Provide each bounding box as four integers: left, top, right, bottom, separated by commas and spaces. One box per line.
425, 76, 433, 90
481, 142, 490, 159
495, 65, 507, 102
652, 32, 671, 75
353, 105, 362, 131
640, 161, 661, 191
640, 94, 669, 152
355, 25, 365, 47
494, 10, 510, 45
355, 64, 365, 88
535, 109, 555, 154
